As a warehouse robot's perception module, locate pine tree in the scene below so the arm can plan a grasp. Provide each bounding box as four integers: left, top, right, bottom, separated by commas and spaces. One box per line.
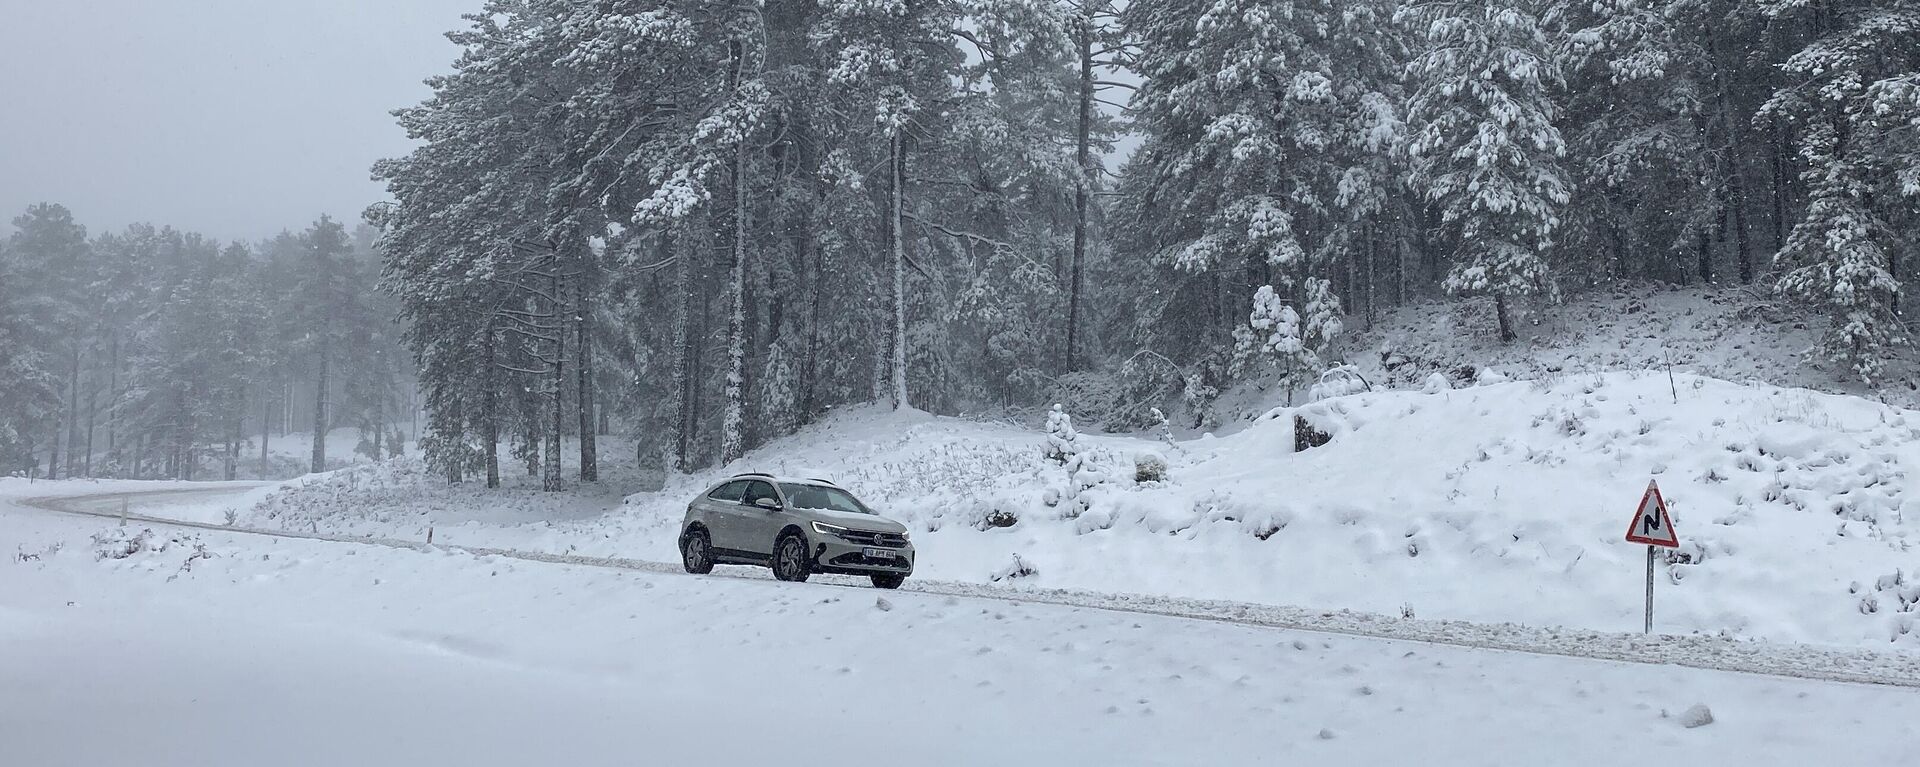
814, 0, 975, 411
1565, 1, 1771, 284
5, 204, 90, 477
1399, 0, 1571, 342
1119, 0, 1400, 361
1759, 0, 1920, 380
0, 228, 61, 474
1234, 281, 1341, 402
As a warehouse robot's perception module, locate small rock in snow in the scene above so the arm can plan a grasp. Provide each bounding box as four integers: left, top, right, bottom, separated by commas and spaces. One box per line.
1317, 728, 1336, 741
1677, 704, 1714, 728
1291, 640, 1310, 650
875, 597, 893, 612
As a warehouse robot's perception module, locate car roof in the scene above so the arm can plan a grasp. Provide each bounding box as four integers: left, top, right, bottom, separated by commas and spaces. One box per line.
721, 473, 841, 488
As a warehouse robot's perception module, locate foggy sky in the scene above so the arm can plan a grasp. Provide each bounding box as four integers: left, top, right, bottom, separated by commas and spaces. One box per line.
0, 0, 479, 242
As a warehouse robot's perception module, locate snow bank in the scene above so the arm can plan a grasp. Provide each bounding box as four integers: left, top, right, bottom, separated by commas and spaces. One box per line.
242, 374, 1920, 649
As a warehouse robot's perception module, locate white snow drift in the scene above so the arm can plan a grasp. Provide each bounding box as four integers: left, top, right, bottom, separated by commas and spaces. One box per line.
244, 371, 1920, 649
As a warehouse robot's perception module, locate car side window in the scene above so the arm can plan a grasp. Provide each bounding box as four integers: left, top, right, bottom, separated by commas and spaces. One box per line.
707, 480, 748, 503
742, 481, 777, 507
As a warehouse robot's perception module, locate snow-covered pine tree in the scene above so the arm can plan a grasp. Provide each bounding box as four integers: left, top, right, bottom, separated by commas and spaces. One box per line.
814, 0, 975, 411
0, 220, 63, 475
1118, 0, 1400, 363
1759, 0, 1920, 381
1399, 0, 1571, 342
4, 203, 90, 478
1060, 0, 1131, 371
1236, 281, 1341, 403
1044, 403, 1079, 463
296, 216, 355, 474
1565, 0, 1770, 284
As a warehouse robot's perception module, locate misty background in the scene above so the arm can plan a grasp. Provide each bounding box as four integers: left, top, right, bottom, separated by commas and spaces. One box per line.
0, 0, 475, 240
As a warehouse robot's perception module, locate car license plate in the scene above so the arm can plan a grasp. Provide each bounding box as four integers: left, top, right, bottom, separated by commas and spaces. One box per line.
864, 547, 895, 560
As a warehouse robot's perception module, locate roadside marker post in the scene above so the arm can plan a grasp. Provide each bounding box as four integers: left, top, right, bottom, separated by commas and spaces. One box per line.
1624, 480, 1680, 634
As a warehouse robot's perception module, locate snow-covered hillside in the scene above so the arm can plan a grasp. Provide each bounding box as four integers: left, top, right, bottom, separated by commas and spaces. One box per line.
244, 371, 1920, 650
1327, 283, 1919, 411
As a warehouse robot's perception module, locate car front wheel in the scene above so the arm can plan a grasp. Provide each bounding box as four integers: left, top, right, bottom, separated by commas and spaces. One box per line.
871, 573, 906, 589
681, 529, 714, 574
772, 534, 812, 583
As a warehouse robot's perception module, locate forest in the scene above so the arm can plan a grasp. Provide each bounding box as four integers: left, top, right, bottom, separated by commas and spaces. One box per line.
0, 208, 411, 479
3, 0, 1916, 485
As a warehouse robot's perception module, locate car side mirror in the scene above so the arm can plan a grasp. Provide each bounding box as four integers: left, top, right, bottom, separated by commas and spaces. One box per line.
752, 497, 782, 512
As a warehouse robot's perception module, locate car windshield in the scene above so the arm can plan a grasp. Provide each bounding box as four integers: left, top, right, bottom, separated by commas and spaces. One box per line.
778, 483, 872, 515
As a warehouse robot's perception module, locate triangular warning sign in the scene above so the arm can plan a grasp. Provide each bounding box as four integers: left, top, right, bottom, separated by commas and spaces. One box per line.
1624, 480, 1680, 548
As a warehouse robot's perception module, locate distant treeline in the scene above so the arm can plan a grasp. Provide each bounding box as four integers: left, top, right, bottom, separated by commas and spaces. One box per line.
0, 205, 412, 479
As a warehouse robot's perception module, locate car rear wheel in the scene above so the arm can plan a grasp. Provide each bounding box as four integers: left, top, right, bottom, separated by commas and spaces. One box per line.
681, 529, 714, 574
772, 533, 812, 583
870, 573, 906, 590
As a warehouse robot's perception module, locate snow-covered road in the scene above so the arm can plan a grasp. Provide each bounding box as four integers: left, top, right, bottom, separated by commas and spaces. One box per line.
17, 484, 1920, 689
5, 483, 1920, 765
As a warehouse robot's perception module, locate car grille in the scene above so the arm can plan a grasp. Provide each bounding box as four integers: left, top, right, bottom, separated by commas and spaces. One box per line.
838, 528, 909, 549
829, 552, 911, 570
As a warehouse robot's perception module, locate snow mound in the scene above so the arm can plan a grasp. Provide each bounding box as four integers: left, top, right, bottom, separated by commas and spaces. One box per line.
1676, 704, 1715, 729
603, 376, 1920, 648
245, 377, 1920, 650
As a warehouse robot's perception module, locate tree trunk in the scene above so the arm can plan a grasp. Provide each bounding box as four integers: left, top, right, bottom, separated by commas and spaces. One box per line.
106, 332, 119, 461
1705, 26, 1753, 283
224, 416, 239, 481
1067, 11, 1094, 372
691, 270, 711, 468
720, 108, 751, 465
544, 266, 564, 492
311, 333, 330, 474
1729, 162, 1753, 283
888, 130, 910, 411
484, 322, 500, 489
1771, 126, 1789, 251
46, 421, 60, 481
82, 346, 97, 477
1365, 223, 1378, 331
526, 426, 540, 477
447, 395, 465, 484
1696, 226, 1713, 284
670, 231, 695, 473
576, 272, 598, 481
63, 347, 79, 477
260, 382, 271, 462
1494, 294, 1516, 344
1396, 224, 1409, 306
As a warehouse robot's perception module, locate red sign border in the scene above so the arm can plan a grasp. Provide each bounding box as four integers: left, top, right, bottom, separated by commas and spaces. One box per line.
1625, 481, 1680, 548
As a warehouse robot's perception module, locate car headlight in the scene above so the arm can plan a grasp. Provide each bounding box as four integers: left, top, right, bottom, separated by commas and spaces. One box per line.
811, 521, 849, 537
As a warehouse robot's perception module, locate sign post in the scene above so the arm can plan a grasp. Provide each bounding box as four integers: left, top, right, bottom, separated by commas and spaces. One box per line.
1624, 480, 1680, 634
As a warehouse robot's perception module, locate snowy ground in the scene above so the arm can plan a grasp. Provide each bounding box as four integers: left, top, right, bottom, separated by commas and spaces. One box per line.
243, 371, 1920, 651
1333, 282, 1920, 412
6, 487, 1920, 766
